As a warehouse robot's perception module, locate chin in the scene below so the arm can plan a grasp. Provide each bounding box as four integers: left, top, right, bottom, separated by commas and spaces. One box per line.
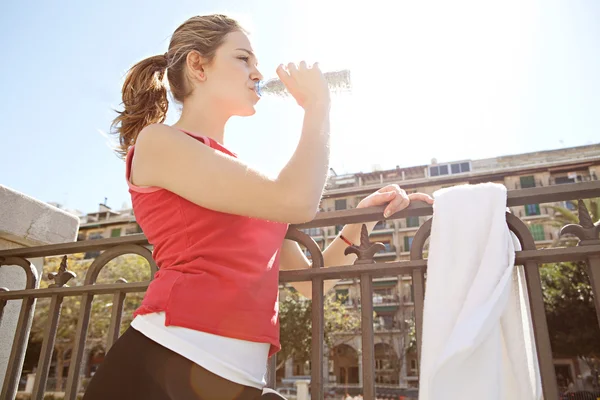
236, 105, 256, 117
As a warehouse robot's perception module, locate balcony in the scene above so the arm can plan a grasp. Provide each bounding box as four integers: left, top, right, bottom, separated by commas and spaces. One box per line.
373, 320, 402, 333
1, 181, 600, 400
374, 244, 396, 259
301, 227, 325, 240
371, 221, 394, 235
373, 294, 400, 306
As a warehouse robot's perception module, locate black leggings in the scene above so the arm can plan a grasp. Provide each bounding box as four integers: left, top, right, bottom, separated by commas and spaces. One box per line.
83, 326, 285, 400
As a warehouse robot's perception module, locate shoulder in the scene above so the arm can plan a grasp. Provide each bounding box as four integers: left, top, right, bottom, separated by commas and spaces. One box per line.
135, 123, 197, 157
136, 123, 180, 146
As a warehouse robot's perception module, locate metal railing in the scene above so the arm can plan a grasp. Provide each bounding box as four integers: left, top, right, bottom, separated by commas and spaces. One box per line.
1, 181, 600, 400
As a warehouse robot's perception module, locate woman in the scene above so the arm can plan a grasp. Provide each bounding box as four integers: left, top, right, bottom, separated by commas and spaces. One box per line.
83, 14, 433, 400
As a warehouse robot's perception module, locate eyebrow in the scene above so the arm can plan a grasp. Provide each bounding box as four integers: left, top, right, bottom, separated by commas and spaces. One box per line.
235, 48, 259, 65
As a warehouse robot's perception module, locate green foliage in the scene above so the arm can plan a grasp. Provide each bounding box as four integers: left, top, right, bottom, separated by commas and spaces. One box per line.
541, 261, 600, 359
277, 288, 360, 369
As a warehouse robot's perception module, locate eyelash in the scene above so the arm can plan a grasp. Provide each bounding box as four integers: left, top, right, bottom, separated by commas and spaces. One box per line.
238, 56, 250, 63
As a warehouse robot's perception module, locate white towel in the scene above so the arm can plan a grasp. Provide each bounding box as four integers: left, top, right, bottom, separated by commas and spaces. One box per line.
418, 183, 542, 400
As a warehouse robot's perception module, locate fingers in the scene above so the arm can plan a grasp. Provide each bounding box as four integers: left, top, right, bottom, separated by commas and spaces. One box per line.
383, 189, 410, 218
408, 192, 434, 205
287, 62, 298, 79
376, 184, 404, 195
369, 191, 396, 204
275, 61, 328, 108
276, 64, 291, 84
357, 184, 434, 218
377, 185, 434, 218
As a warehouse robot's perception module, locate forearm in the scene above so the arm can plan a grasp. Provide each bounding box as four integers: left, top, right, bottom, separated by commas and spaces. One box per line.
321, 220, 378, 293
277, 104, 331, 212
285, 220, 379, 299
324, 221, 377, 265
287, 184, 432, 299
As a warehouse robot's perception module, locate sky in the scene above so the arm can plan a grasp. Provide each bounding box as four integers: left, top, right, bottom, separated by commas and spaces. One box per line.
1, 0, 599, 214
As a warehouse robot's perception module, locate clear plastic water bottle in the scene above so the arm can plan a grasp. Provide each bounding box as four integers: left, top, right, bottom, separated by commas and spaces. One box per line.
255, 70, 352, 97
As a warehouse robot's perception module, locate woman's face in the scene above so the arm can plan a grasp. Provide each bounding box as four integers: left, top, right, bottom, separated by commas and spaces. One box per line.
201, 31, 263, 117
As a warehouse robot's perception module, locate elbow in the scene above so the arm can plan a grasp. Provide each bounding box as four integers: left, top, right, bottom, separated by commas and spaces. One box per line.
276, 181, 321, 224
286, 201, 319, 225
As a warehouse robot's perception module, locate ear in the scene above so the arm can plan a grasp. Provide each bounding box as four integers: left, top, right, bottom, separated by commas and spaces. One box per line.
186, 50, 207, 82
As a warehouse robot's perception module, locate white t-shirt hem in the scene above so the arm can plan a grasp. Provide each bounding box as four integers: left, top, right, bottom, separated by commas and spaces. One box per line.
130, 312, 268, 389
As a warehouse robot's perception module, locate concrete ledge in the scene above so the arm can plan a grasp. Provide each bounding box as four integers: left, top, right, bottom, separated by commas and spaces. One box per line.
0, 184, 80, 247
0, 184, 80, 394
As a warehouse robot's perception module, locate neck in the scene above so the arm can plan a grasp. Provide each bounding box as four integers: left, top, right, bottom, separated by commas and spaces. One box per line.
172, 96, 229, 145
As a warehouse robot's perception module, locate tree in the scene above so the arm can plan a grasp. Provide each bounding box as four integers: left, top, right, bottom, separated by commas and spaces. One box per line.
542, 198, 600, 388
278, 286, 418, 386
276, 287, 361, 373
29, 253, 151, 391
373, 308, 417, 385
547, 198, 600, 246
541, 261, 600, 388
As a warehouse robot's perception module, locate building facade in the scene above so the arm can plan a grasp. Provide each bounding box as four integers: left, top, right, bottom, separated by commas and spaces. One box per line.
61, 143, 600, 391
295, 143, 600, 390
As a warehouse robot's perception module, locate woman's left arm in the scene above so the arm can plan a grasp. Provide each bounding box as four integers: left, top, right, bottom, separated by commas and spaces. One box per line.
279, 185, 434, 298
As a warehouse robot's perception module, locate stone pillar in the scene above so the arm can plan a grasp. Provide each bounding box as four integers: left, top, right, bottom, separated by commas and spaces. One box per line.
0, 185, 79, 391
401, 348, 408, 387
295, 379, 310, 400
24, 373, 35, 393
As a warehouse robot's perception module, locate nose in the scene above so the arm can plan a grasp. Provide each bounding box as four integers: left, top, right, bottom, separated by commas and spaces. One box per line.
250, 66, 263, 83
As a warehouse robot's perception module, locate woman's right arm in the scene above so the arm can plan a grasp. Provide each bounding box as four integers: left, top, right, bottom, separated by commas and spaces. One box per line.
131, 62, 331, 224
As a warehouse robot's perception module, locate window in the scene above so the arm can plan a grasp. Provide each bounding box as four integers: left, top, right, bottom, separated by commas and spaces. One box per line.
431, 163, 470, 177
525, 204, 540, 216
111, 228, 122, 237
336, 289, 349, 304
382, 242, 394, 252
335, 199, 347, 210
529, 224, 545, 241
520, 176, 536, 189
404, 236, 414, 252
429, 165, 449, 177
410, 359, 417, 372
84, 233, 104, 259
382, 315, 395, 329
374, 221, 387, 230
565, 201, 577, 211
555, 176, 575, 184
451, 162, 471, 174
406, 216, 419, 228
302, 228, 323, 236
126, 224, 143, 235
